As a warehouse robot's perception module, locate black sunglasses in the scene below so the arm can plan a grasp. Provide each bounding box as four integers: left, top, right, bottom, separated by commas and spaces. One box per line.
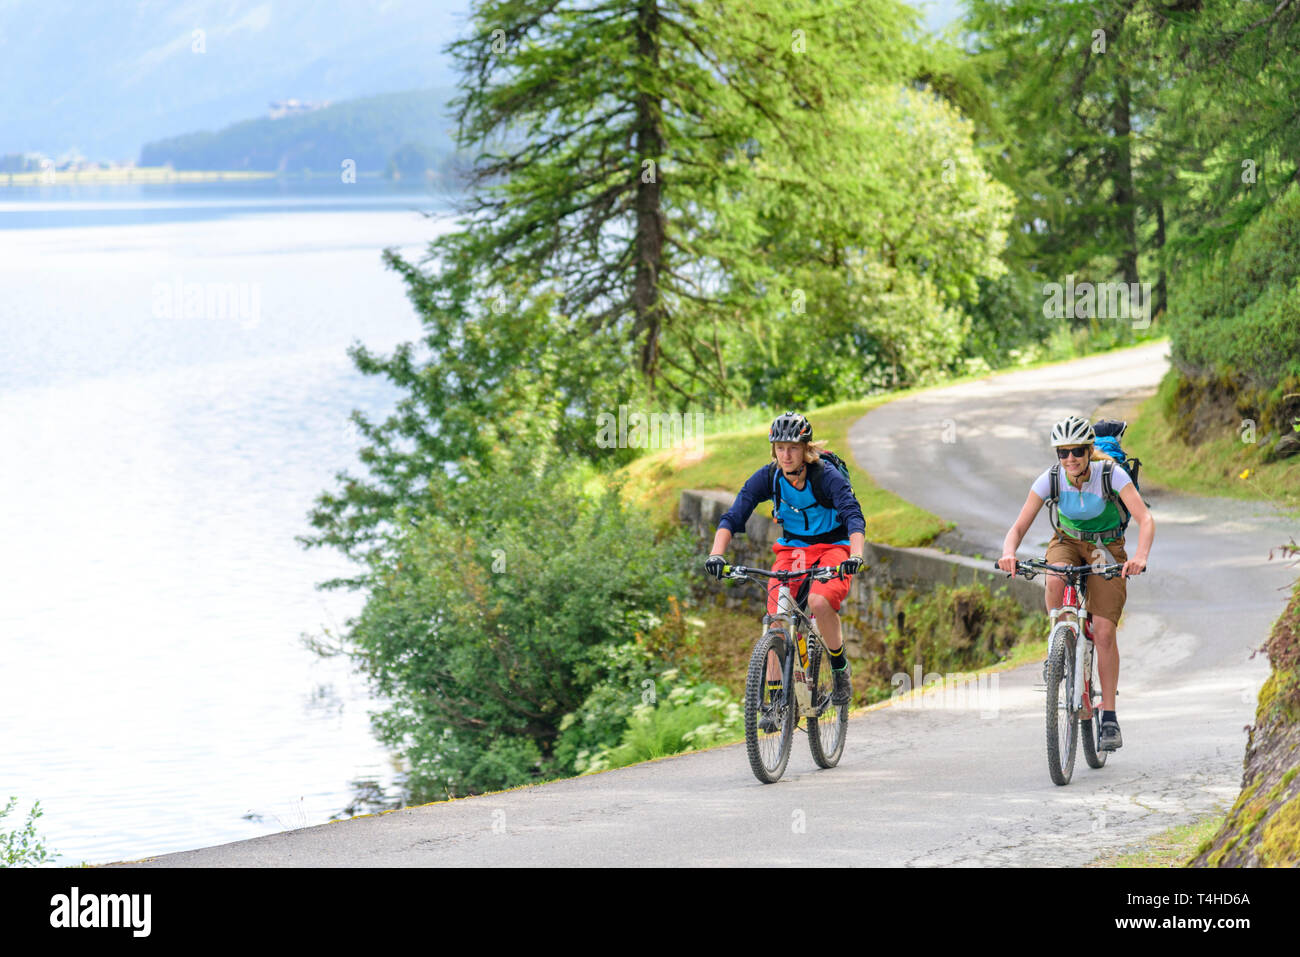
1056, 446, 1089, 459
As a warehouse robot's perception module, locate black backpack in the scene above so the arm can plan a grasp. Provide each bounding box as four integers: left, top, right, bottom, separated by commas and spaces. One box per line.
769, 452, 854, 529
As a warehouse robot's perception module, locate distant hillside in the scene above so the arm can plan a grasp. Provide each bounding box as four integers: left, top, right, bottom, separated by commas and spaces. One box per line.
139, 89, 465, 178
0, 0, 469, 161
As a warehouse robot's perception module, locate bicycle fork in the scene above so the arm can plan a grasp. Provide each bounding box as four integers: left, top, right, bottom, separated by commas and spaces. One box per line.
1047, 607, 1092, 716
1077, 616, 1096, 717
1049, 608, 1095, 716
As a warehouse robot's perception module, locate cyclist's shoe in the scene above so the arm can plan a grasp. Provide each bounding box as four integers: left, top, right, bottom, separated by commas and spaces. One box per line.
759, 693, 783, 733
1099, 720, 1123, 751
831, 663, 853, 705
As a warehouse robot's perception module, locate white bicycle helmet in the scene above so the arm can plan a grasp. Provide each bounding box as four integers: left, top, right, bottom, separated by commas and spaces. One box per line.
1050, 415, 1095, 447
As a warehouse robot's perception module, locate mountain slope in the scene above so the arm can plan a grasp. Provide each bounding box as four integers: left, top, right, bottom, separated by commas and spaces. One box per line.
0, 0, 469, 160
138, 88, 457, 173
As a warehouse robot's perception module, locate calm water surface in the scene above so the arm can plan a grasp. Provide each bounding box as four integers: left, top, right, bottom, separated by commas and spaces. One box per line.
0, 180, 456, 864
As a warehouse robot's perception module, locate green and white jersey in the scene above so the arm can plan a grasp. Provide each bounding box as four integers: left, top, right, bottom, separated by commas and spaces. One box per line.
1031, 462, 1132, 540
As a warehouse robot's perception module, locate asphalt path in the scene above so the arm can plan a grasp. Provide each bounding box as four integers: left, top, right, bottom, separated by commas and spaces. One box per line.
123, 342, 1298, 866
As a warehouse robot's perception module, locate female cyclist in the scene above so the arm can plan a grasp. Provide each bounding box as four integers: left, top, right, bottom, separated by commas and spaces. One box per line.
997, 415, 1154, 751
704, 412, 866, 718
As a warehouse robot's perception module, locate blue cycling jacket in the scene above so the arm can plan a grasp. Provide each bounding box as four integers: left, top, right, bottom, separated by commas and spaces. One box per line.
717, 460, 866, 547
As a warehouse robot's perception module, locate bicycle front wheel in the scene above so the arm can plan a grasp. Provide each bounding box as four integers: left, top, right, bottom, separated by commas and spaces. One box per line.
806, 638, 847, 768
744, 629, 795, 784
1045, 626, 1079, 785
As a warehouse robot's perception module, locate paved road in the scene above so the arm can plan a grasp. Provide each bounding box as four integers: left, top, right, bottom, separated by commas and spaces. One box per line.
122, 343, 1297, 866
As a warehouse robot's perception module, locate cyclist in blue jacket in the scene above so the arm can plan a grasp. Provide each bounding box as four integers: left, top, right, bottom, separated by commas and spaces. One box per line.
705, 412, 866, 717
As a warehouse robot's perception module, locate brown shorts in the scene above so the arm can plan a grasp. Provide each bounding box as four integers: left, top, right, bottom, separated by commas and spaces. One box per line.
1044, 533, 1127, 624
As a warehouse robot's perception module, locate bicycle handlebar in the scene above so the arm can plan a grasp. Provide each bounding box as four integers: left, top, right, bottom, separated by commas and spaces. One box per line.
994, 558, 1138, 581
719, 563, 858, 583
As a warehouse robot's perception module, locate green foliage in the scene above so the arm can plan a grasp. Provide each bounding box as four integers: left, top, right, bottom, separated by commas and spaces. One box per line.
0, 798, 53, 867
338, 452, 695, 801
960, 0, 1300, 327
963, 1, 1167, 286
559, 660, 743, 775
139, 88, 465, 176
601, 681, 743, 769
553, 641, 660, 774
554, 636, 744, 775
300, 283, 638, 572
960, 269, 1050, 369
1151, 2, 1300, 263
434, 0, 946, 405
730, 85, 1015, 404
302, 1, 1020, 566
866, 583, 1040, 687
1169, 184, 1300, 388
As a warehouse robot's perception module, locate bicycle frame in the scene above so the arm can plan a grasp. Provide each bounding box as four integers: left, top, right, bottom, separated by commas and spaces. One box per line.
722, 559, 854, 783
1049, 580, 1095, 716
1021, 560, 1124, 718
765, 580, 824, 716
727, 562, 844, 722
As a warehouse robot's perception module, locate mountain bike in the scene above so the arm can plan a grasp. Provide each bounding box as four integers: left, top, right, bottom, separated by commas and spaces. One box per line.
1001, 558, 1128, 785
715, 562, 854, 784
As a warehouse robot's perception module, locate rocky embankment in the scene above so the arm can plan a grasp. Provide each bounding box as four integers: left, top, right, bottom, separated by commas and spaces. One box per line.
1191, 576, 1300, 866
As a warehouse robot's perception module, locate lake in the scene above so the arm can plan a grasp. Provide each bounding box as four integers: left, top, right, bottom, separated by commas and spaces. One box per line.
0, 179, 458, 864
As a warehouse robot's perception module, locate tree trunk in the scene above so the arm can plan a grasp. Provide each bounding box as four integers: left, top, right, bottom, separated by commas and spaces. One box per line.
1155, 199, 1167, 319
1112, 76, 1140, 289
632, 0, 666, 383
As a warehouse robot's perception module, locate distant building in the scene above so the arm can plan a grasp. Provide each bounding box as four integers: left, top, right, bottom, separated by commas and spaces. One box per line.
268, 99, 330, 120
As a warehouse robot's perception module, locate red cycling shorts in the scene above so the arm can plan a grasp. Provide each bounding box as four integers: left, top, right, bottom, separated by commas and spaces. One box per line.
765, 542, 852, 616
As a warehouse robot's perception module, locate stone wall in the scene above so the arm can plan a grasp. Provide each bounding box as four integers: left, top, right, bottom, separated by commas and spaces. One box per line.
681, 488, 1043, 658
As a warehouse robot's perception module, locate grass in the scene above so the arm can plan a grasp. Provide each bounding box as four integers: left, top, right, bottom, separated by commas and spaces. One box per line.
620, 391, 953, 547
1125, 372, 1300, 513
1090, 813, 1228, 867
990, 636, 1049, 671
693, 605, 760, 698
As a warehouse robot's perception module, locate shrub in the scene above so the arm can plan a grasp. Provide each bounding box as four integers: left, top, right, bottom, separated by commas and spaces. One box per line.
1170, 184, 1300, 389
339, 452, 695, 802
0, 798, 53, 867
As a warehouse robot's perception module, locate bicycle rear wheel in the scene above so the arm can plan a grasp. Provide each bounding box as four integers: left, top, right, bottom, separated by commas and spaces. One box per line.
1045, 625, 1079, 785
806, 638, 847, 768
744, 629, 795, 783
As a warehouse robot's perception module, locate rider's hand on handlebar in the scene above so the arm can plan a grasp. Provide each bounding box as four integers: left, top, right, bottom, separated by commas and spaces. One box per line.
1121, 558, 1146, 578
839, 555, 863, 577
997, 554, 1018, 574
704, 554, 727, 580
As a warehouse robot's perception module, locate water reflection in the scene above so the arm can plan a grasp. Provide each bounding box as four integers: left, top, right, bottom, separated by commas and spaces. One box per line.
336, 778, 407, 819
0, 197, 451, 864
